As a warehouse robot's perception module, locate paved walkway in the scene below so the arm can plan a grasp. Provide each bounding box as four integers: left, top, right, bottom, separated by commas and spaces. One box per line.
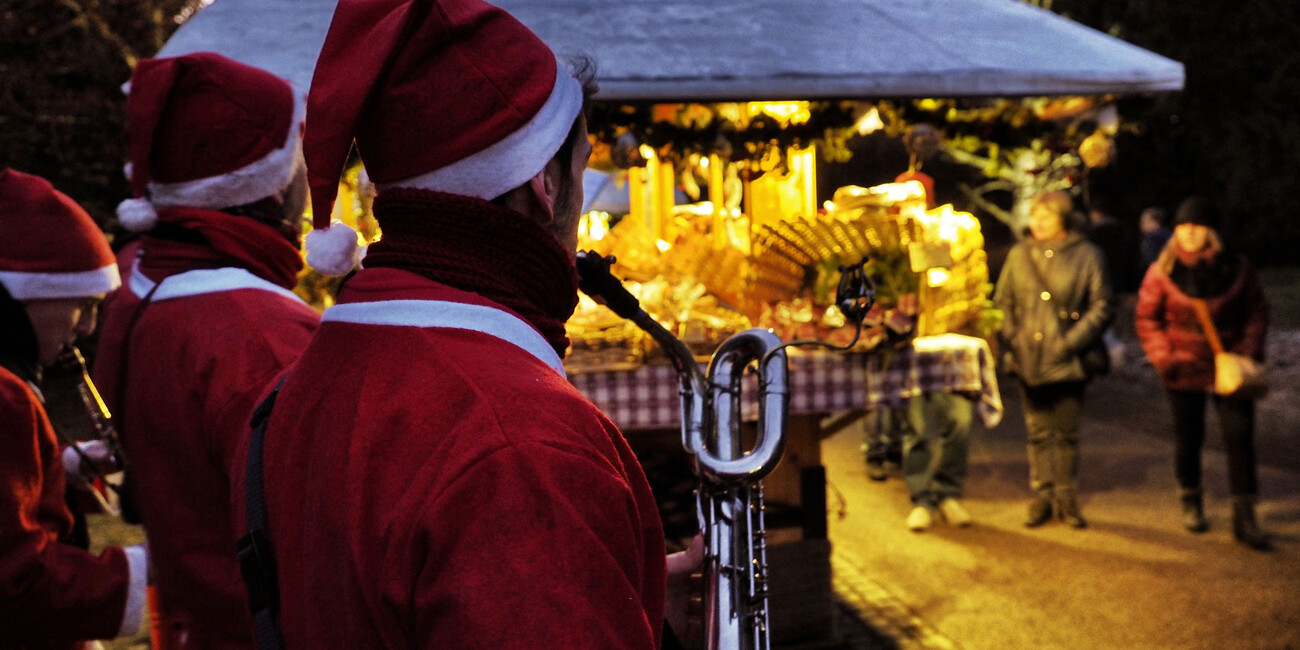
818, 363, 1300, 650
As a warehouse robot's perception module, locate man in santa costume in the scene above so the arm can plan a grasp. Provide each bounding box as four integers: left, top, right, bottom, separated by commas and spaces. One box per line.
93, 53, 320, 649
0, 168, 148, 649
234, 0, 699, 647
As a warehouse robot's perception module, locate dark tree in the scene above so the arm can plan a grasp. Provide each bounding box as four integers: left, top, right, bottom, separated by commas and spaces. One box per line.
1044, 0, 1300, 265
0, 0, 199, 226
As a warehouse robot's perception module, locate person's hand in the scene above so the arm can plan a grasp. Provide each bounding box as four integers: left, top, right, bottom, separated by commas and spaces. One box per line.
666, 534, 705, 648
62, 440, 116, 490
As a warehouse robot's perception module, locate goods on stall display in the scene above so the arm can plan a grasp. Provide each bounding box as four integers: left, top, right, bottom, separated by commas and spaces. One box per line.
568, 179, 1000, 371
914, 205, 1000, 337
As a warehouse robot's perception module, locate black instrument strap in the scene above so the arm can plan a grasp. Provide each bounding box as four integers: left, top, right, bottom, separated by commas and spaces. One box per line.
237, 374, 288, 650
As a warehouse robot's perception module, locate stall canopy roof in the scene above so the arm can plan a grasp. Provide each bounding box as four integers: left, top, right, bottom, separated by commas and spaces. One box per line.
158, 0, 1184, 101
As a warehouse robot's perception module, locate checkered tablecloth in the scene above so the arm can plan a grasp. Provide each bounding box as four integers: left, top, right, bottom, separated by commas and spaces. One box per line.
568, 351, 868, 431
568, 334, 1001, 431
864, 333, 1003, 428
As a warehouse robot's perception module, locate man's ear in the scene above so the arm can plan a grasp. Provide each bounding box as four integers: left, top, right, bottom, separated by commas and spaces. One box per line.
527, 159, 562, 224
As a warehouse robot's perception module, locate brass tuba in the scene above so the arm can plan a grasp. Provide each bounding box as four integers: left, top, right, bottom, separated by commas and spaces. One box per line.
576, 252, 789, 650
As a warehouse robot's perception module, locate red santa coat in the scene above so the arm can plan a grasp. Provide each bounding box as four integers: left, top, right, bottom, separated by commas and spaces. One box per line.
93, 263, 318, 649
1135, 255, 1268, 393
234, 267, 667, 649
0, 368, 146, 650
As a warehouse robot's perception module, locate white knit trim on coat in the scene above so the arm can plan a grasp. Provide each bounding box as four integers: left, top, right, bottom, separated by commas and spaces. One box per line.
117, 545, 149, 637
129, 263, 303, 305
0, 264, 120, 301
146, 96, 306, 210
322, 299, 566, 378
376, 56, 583, 201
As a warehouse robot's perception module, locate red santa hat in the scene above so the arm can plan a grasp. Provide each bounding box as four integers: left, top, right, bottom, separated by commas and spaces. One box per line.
116, 52, 305, 233
0, 169, 120, 301
301, 0, 585, 275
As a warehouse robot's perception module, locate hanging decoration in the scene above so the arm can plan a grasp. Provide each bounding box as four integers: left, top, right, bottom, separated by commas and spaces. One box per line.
588, 101, 860, 178
1078, 130, 1117, 168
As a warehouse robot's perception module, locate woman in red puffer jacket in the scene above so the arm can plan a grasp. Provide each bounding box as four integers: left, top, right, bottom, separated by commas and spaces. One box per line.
1135, 196, 1270, 550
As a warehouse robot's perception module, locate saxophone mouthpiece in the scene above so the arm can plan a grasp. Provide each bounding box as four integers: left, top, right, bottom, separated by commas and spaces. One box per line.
575, 251, 643, 320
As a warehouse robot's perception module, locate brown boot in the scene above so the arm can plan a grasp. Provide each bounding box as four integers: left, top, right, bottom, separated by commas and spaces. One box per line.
1025, 494, 1053, 528
1180, 488, 1209, 533
1056, 493, 1087, 529
1232, 495, 1271, 551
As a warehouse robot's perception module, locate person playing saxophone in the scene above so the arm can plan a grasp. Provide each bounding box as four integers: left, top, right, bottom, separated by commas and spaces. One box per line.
0, 168, 148, 649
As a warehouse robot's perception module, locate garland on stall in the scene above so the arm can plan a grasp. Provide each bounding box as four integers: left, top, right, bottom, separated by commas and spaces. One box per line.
588, 101, 860, 177
587, 97, 1120, 185
878, 97, 1121, 178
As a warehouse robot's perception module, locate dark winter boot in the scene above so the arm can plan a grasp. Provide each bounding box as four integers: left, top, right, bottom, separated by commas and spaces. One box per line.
865, 460, 888, 482
1232, 495, 1271, 551
1056, 492, 1087, 529
1025, 494, 1053, 528
1180, 488, 1209, 533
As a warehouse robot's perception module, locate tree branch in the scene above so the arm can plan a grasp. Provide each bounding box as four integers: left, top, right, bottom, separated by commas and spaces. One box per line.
56, 0, 139, 68
958, 182, 1015, 232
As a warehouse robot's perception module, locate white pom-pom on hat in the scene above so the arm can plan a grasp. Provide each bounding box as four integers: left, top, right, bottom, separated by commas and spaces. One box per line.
305, 222, 363, 276
116, 197, 159, 232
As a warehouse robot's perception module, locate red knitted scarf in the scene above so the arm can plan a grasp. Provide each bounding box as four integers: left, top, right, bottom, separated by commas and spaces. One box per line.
138, 206, 304, 289
363, 188, 579, 357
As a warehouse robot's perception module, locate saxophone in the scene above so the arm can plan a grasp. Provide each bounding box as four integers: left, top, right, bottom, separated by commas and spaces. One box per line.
61, 347, 139, 521
576, 252, 789, 650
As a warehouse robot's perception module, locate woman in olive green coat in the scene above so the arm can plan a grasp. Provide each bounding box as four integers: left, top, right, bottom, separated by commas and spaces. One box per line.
995, 190, 1115, 528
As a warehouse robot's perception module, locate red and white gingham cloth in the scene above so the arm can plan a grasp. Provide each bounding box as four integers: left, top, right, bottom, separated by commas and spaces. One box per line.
864, 333, 1003, 427
568, 334, 1001, 431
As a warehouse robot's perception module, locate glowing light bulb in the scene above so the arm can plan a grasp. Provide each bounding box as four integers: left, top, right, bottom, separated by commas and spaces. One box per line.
938, 222, 959, 243
927, 268, 950, 287
854, 107, 884, 135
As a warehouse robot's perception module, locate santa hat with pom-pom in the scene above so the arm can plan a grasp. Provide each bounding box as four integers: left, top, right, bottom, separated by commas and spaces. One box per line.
301, 0, 584, 275
118, 52, 306, 235
0, 169, 120, 301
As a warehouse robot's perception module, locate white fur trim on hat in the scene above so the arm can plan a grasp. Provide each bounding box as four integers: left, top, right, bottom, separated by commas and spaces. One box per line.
116, 197, 159, 232
0, 264, 121, 301
146, 97, 306, 211
305, 222, 363, 276
376, 56, 583, 201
